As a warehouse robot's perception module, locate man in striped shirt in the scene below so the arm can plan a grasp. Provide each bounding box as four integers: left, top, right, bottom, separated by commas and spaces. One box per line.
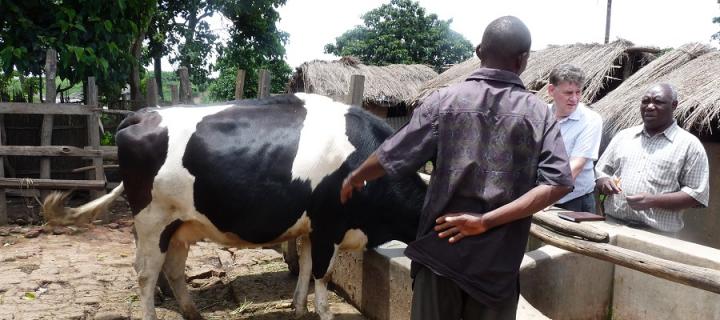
595, 83, 710, 233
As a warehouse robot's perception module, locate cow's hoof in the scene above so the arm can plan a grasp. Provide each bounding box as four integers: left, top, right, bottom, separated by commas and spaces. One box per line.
182, 310, 204, 320
293, 306, 308, 318
318, 312, 334, 320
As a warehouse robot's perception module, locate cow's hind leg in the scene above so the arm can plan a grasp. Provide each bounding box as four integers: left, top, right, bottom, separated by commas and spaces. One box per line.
164, 239, 203, 320
134, 209, 178, 320
292, 235, 312, 317
134, 234, 166, 320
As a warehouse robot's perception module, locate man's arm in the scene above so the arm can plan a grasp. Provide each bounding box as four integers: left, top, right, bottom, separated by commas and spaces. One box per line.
435, 184, 572, 243
625, 192, 701, 211
569, 157, 588, 180
340, 153, 387, 203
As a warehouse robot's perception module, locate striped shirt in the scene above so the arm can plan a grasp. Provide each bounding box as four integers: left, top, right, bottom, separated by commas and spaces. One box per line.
595, 122, 710, 232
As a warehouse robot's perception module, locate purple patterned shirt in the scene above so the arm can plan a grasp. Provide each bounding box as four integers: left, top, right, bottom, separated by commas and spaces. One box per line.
377, 67, 572, 305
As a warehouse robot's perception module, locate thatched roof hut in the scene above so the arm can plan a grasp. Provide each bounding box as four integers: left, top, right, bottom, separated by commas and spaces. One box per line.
288, 57, 438, 107
592, 43, 718, 141
413, 39, 656, 105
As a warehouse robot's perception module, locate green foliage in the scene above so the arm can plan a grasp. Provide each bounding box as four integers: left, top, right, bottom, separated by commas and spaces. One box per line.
324, 0, 473, 70
0, 0, 157, 99
208, 0, 292, 101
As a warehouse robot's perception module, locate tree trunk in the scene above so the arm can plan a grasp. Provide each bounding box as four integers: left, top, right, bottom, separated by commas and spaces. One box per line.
129, 31, 146, 111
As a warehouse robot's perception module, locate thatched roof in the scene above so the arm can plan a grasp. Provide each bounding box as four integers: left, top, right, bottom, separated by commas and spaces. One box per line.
592, 43, 718, 138
288, 57, 438, 106
413, 39, 653, 105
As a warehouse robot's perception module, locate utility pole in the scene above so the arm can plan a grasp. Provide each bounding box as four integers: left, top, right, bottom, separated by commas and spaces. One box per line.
605, 0, 613, 44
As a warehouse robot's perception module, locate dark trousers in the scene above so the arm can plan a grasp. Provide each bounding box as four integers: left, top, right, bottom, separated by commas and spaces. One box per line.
556, 192, 596, 213
410, 266, 518, 320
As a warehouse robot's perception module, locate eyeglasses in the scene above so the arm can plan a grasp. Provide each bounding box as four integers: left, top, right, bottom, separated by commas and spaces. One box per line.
640, 96, 670, 105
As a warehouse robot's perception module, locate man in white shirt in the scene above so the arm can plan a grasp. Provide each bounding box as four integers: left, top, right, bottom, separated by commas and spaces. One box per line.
548, 64, 603, 213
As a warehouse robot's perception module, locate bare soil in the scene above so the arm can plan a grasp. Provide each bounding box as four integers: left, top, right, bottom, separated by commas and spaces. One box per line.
0, 196, 366, 320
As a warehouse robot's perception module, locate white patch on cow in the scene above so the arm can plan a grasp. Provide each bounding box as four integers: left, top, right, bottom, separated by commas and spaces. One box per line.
153, 105, 234, 210
338, 228, 368, 251
291, 93, 356, 189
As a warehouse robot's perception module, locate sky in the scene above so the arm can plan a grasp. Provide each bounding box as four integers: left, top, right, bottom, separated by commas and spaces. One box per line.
274, 0, 720, 69
164, 0, 720, 72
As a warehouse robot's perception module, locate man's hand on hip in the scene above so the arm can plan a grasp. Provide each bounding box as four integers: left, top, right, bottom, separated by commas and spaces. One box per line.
434, 213, 488, 243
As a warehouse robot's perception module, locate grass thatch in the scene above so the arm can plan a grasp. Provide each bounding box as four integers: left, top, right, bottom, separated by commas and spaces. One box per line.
287, 58, 438, 106
413, 39, 648, 106
592, 43, 717, 138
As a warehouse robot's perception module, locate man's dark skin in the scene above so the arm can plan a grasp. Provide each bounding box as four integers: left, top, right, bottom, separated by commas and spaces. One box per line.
596, 83, 701, 211
339, 24, 572, 243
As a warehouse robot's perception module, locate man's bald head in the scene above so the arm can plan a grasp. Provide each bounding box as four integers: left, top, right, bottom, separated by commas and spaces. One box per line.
476, 16, 532, 74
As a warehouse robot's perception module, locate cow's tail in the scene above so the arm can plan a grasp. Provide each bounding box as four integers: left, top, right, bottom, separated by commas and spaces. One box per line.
42, 183, 125, 226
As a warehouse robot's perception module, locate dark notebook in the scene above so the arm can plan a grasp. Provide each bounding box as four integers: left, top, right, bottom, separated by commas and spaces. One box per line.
557, 211, 605, 222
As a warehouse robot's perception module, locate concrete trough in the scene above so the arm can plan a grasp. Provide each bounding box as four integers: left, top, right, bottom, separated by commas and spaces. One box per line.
330, 221, 720, 319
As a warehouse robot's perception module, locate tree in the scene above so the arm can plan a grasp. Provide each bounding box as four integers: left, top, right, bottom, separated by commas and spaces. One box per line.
0, 0, 156, 103
169, 0, 219, 88
208, 0, 291, 101
712, 16, 720, 44
324, 0, 473, 70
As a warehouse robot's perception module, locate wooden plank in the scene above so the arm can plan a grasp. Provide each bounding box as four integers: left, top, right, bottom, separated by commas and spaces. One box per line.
83, 146, 117, 160
0, 114, 6, 225
0, 146, 102, 157
0, 103, 94, 115
101, 109, 133, 116
234, 69, 246, 100
530, 224, 720, 294
170, 84, 179, 105
0, 178, 105, 190
346, 74, 365, 107
146, 77, 158, 107
258, 69, 271, 98
41, 49, 58, 200
86, 77, 107, 221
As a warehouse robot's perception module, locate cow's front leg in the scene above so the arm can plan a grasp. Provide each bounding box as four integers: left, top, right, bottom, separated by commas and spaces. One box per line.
292, 235, 312, 317
164, 240, 203, 320
310, 240, 338, 320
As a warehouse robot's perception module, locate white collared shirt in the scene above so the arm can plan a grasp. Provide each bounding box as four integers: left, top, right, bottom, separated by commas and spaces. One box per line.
549, 103, 603, 204
595, 122, 710, 232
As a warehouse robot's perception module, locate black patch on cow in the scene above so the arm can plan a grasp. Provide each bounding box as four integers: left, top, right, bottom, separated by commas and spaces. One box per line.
159, 219, 184, 253
183, 95, 312, 244
116, 109, 169, 215
307, 107, 427, 278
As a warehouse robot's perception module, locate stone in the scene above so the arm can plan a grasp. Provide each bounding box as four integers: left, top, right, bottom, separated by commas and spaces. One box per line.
24, 229, 41, 238
93, 311, 127, 320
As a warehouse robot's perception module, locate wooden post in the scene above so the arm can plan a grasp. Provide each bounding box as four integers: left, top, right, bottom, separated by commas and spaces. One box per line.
346, 74, 365, 107
257, 69, 271, 98
146, 78, 158, 107
86, 77, 107, 222
178, 67, 192, 103
170, 84, 179, 105
40, 49, 57, 199
0, 114, 6, 225
234, 69, 246, 100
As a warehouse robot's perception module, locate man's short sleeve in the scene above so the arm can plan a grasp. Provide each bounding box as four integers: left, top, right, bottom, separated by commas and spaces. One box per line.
570, 112, 603, 160
595, 130, 623, 180
679, 139, 710, 207
376, 92, 440, 176
537, 110, 573, 187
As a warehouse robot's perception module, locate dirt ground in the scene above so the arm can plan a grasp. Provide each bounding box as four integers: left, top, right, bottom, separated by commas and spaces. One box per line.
0, 196, 367, 320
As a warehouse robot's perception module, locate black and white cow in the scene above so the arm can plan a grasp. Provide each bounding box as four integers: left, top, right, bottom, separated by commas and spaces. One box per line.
43, 93, 427, 320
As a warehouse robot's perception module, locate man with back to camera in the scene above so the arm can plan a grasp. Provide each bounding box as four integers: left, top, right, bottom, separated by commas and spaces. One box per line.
595, 83, 709, 235
339, 16, 573, 320
547, 64, 603, 213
